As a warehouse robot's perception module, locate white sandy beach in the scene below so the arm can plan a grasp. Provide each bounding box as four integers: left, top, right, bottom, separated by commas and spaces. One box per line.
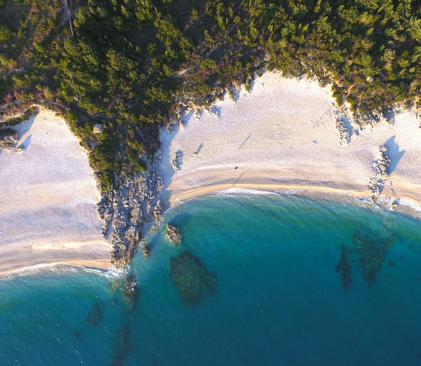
0, 109, 110, 275
160, 72, 421, 215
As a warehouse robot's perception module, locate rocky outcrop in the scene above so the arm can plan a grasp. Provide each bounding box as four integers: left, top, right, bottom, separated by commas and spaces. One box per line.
333, 109, 353, 146
172, 150, 183, 172
142, 242, 152, 258
368, 145, 390, 203
122, 274, 138, 316
97, 165, 163, 268
165, 224, 182, 245
352, 106, 400, 130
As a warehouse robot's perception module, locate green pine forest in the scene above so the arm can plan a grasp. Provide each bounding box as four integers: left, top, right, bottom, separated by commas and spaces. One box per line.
1, 0, 421, 190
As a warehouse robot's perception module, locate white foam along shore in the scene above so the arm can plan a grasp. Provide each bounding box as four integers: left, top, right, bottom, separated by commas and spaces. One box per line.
0, 109, 111, 276
160, 72, 421, 217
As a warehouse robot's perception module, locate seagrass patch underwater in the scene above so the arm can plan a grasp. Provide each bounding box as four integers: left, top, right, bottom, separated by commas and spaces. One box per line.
1, 194, 421, 366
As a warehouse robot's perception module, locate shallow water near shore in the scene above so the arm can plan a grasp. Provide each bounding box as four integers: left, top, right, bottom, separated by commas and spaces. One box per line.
1, 194, 421, 365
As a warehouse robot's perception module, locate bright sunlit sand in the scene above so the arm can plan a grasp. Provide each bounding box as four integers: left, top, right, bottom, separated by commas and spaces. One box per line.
0, 109, 110, 275
160, 72, 421, 215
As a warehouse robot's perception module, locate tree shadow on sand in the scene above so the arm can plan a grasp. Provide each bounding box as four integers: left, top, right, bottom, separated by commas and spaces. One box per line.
159, 111, 195, 209
0, 115, 36, 154
384, 135, 405, 174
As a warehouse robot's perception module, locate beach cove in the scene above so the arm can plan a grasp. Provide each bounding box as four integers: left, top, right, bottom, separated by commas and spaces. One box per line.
2, 72, 421, 274
160, 72, 421, 217
0, 75, 421, 365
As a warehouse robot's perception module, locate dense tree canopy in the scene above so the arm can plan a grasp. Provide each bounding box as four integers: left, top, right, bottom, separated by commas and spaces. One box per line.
1, 0, 421, 190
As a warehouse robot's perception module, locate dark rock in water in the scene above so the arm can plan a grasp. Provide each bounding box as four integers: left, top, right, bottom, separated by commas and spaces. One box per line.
170, 251, 217, 306
109, 325, 131, 366
335, 245, 353, 290
122, 275, 138, 316
75, 330, 81, 339
85, 301, 105, 325
165, 224, 182, 245
353, 227, 394, 286
142, 242, 152, 258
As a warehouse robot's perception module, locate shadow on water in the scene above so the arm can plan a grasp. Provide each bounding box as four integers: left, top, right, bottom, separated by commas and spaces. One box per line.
384, 135, 405, 174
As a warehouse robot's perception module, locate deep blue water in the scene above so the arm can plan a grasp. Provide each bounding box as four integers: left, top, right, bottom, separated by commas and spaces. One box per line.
1, 194, 421, 365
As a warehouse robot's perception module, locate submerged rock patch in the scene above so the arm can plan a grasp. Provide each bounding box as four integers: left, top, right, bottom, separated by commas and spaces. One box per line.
85, 301, 105, 325
109, 325, 131, 366
170, 251, 217, 306
122, 274, 138, 316
335, 245, 353, 290
353, 227, 394, 287
335, 219, 394, 288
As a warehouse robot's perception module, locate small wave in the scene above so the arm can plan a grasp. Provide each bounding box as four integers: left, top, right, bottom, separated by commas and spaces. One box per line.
0, 263, 78, 281
0, 262, 123, 281
217, 188, 277, 196
80, 266, 125, 279
278, 189, 305, 195
395, 198, 421, 213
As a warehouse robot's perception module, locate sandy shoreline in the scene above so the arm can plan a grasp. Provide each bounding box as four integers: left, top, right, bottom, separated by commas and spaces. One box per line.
160, 72, 421, 218
0, 109, 111, 276
169, 183, 368, 202
0, 259, 111, 277
2, 72, 421, 276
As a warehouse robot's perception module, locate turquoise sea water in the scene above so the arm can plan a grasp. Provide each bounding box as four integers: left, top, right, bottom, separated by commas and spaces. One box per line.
1, 194, 421, 365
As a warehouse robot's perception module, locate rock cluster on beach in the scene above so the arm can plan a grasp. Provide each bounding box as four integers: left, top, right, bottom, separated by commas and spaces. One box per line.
333, 105, 401, 147
353, 107, 397, 130
368, 145, 390, 203
97, 165, 163, 267
172, 150, 183, 172
334, 109, 353, 146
